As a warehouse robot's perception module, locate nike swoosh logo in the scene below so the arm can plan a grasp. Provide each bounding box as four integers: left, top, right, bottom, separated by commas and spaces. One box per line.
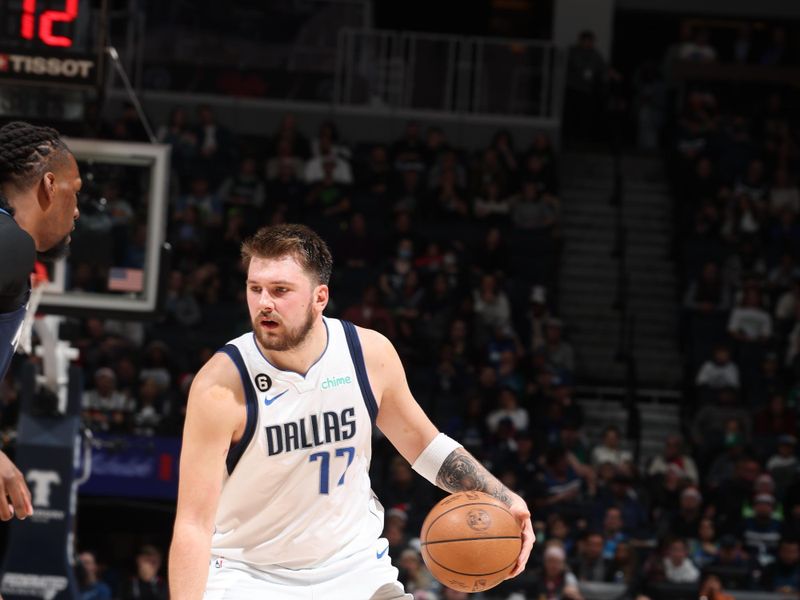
263, 390, 288, 406
376, 545, 389, 559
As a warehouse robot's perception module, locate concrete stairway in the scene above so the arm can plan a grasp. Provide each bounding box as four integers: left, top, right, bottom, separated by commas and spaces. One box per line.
559, 152, 682, 387
577, 388, 682, 467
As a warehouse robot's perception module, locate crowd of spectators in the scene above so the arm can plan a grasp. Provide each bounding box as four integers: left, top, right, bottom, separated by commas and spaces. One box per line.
5, 20, 800, 600
664, 22, 792, 68
58, 90, 800, 597
667, 19, 800, 600
51, 110, 568, 451
1, 107, 573, 599
77, 545, 168, 600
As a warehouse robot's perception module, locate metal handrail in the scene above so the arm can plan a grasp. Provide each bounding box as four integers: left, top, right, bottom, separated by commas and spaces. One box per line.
335, 28, 559, 118
609, 115, 642, 463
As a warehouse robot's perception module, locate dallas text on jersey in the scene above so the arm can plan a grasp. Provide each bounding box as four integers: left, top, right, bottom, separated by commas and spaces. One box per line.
265, 408, 356, 456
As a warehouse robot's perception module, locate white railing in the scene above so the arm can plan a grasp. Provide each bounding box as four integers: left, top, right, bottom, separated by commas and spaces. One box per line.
334, 29, 562, 119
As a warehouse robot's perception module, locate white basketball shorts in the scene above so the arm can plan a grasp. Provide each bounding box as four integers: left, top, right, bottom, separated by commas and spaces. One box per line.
204, 537, 412, 600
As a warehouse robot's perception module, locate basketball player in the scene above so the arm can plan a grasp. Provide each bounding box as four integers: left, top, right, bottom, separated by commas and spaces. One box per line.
0, 121, 82, 521
170, 224, 534, 599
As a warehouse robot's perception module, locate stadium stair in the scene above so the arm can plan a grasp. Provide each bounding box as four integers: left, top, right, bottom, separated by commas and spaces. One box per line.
559, 151, 682, 387
576, 387, 682, 467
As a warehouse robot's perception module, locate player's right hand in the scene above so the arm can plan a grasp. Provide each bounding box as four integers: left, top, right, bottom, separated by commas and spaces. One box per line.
0, 451, 33, 520
506, 490, 534, 578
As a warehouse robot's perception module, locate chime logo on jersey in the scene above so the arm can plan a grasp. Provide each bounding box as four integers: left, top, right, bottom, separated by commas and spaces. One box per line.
265, 407, 356, 456
321, 374, 352, 390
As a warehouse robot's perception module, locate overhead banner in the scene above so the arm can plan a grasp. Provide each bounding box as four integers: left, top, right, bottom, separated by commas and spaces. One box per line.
0, 363, 83, 600
79, 435, 180, 500
1, 444, 76, 600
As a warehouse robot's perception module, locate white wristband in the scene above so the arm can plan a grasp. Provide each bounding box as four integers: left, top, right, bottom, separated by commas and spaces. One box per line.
411, 433, 462, 485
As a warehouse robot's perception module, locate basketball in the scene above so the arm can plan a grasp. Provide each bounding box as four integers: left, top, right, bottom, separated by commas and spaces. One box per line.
420, 491, 522, 593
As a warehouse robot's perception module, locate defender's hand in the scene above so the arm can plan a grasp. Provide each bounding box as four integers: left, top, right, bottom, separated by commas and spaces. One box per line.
0, 451, 33, 520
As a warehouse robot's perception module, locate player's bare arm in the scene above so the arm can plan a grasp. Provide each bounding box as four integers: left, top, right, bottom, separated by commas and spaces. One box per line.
435, 447, 512, 506
169, 353, 246, 600
361, 327, 534, 578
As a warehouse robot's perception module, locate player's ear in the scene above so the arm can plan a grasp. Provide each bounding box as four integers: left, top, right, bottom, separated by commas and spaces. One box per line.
37, 172, 56, 211
316, 284, 329, 311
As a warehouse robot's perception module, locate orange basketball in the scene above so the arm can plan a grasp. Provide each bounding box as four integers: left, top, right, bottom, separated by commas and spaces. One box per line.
419, 491, 521, 594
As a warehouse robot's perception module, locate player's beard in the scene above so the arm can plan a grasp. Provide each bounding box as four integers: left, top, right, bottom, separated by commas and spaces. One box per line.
36, 235, 71, 262
253, 305, 316, 352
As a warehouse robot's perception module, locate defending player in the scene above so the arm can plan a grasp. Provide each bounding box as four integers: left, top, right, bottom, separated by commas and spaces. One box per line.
169, 224, 534, 599
0, 121, 81, 522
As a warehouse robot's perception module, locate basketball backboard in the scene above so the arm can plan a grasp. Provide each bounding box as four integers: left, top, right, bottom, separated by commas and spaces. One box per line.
38, 138, 170, 319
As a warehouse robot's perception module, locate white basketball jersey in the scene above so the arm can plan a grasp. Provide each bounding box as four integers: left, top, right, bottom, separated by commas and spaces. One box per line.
210, 317, 384, 570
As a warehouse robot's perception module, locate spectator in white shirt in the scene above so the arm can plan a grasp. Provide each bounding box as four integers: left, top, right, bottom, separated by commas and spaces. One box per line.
647, 434, 699, 484
678, 28, 717, 63
82, 368, 135, 432
540, 543, 582, 600
591, 426, 633, 468
473, 181, 512, 224
486, 387, 529, 433
662, 538, 700, 583
473, 273, 512, 331
309, 121, 350, 161
304, 134, 352, 185
696, 345, 740, 390
83, 368, 132, 413
769, 168, 800, 216
728, 287, 772, 343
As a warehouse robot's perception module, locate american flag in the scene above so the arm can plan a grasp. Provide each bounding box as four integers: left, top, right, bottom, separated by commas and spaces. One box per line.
108, 268, 144, 292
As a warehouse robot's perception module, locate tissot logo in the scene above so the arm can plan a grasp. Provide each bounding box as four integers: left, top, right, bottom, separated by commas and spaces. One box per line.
27, 470, 61, 508
0, 54, 94, 78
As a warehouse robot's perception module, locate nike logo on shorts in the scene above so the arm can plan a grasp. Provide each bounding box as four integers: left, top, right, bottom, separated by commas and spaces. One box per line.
376, 545, 389, 559
264, 390, 288, 406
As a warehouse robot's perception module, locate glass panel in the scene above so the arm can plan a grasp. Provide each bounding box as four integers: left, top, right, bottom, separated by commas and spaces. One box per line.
58, 158, 152, 300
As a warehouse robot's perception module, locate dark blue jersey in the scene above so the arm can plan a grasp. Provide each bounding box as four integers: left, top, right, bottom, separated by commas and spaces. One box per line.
0, 209, 35, 381
0, 302, 26, 381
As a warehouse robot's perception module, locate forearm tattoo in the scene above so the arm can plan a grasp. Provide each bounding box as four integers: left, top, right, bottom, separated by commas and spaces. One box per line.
435, 448, 512, 507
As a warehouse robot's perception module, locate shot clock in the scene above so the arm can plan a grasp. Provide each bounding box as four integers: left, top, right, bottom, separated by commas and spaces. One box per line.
19, 0, 82, 48
0, 0, 106, 88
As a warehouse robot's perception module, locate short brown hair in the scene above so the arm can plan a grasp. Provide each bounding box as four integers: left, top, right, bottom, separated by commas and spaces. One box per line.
138, 544, 162, 561
241, 224, 333, 285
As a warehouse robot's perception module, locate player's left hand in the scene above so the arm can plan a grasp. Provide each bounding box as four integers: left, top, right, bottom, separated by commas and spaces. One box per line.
0, 450, 33, 520
506, 491, 534, 578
